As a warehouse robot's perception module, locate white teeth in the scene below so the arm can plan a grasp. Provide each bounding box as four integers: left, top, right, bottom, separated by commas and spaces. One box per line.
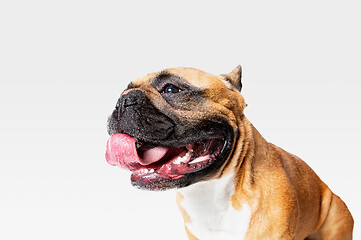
139, 168, 154, 174
174, 157, 182, 164
173, 151, 190, 164
139, 169, 147, 174
189, 155, 210, 164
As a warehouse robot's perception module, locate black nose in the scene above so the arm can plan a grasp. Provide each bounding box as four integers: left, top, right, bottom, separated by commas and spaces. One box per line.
108, 89, 175, 141
116, 89, 146, 120
121, 89, 145, 107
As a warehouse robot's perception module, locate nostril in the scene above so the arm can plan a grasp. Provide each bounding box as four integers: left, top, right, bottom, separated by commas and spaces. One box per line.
115, 95, 139, 120
122, 98, 127, 107
115, 89, 146, 120
121, 91, 143, 108
123, 98, 137, 108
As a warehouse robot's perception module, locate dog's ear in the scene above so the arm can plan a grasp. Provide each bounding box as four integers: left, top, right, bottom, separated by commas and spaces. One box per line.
221, 65, 242, 91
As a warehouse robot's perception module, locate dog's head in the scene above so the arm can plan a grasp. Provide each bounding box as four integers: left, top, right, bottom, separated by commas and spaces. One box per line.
106, 66, 246, 190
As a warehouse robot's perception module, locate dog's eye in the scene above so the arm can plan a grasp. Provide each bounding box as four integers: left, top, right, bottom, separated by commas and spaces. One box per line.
162, 84, 181, 94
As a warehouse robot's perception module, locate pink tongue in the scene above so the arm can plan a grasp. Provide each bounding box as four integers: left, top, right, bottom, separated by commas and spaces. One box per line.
105, 133, 169, 169
138, 146, 169, 165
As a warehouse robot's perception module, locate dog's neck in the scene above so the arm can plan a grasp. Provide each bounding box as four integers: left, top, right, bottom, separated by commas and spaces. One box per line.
177, 172, 251, 240
176, 120, 266, 240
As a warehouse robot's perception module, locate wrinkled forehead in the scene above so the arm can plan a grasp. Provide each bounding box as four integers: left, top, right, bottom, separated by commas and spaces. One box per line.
132, 67, 225, 89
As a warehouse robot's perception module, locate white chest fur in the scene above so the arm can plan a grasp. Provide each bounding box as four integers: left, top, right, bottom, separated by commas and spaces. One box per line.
178, 173, 251, 240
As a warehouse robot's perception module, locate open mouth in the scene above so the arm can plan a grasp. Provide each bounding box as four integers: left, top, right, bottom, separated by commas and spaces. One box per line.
105, 133, 227, 188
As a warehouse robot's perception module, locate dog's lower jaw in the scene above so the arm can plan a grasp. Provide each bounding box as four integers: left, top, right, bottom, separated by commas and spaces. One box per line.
176, 172, 252, 240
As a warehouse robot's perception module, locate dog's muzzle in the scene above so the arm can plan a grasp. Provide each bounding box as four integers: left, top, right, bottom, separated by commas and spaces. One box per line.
108, 89, 175, 140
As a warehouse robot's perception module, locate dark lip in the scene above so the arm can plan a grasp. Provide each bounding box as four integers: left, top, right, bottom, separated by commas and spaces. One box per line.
130, 128, 227, 149
134, 134, 225, 150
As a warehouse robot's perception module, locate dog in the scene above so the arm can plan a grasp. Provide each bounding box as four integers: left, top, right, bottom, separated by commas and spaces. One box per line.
106, 66, 354, 240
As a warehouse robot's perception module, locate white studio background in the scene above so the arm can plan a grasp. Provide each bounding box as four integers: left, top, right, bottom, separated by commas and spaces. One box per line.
1, 1, 360, 239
